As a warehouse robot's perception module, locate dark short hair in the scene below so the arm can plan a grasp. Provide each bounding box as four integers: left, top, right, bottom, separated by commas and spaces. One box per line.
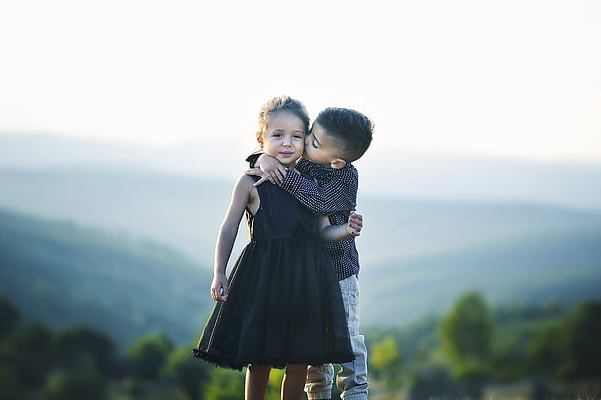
314, 107, 374, 162
256, 95, 310, 144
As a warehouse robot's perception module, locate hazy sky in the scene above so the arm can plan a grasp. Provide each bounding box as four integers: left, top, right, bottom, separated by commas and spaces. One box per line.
1, 0, 600, 162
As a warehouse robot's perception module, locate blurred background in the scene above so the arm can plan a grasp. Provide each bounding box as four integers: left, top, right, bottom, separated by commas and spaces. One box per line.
1, 1, 600, 399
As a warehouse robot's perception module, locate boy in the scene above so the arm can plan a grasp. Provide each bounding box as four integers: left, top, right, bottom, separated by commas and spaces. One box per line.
246, 107, 373, 400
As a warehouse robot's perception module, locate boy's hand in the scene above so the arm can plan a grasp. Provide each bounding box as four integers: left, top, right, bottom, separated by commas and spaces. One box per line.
347, 211, 363, 236
245, 154, 287, 186
211, 273, 229, 302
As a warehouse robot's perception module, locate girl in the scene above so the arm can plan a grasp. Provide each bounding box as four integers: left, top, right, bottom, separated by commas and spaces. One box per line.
192, 95, 357, 400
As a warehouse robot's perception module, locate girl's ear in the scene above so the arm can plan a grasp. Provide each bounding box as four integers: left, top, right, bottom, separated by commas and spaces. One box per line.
330, 158, 347, 169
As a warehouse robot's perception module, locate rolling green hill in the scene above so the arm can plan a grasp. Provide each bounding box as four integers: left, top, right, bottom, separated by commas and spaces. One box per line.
0, 207, 214, 348
1, 204, 600, 340
0, 167, 236, 264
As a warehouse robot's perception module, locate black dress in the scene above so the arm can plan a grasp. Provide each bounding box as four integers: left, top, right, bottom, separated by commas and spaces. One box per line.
192, 179, 354, 370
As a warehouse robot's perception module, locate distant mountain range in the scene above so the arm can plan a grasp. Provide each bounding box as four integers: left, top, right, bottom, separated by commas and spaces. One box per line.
1, 165, 600, 267
1, 132, 601, 210
361, 228, 601, 325
0, 132, 600, 333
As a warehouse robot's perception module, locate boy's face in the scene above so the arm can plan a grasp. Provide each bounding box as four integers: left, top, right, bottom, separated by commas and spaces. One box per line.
304, 122, 345, 168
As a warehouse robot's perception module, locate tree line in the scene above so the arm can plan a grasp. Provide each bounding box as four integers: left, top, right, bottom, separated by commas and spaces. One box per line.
1, 291, 599, 400
366, 291, 601, 399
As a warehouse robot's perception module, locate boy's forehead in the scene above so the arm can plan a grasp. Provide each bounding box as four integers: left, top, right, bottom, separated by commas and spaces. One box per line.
310, 122, 326, 136
311, 124, 335, 147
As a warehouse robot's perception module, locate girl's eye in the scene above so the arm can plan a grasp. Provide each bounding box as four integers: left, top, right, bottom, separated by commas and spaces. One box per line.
311, 140, 319, 149
293, 134, 303, 140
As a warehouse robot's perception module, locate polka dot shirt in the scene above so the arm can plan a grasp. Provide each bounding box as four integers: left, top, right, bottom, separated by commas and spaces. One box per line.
280, 157, 361, 281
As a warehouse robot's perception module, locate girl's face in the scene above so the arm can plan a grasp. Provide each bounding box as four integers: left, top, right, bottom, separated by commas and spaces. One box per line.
260, 111, 306, 168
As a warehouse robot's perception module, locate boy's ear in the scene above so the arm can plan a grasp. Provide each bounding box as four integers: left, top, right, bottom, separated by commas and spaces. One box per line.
330, 158, 347, 169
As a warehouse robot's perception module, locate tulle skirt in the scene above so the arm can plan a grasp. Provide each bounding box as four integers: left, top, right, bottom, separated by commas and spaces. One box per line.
192, 238, 354, 370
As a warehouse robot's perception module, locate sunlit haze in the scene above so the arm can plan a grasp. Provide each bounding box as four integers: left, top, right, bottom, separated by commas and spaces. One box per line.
1, 0, 600, 162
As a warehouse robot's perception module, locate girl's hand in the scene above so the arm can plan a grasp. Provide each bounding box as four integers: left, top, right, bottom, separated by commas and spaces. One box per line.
211, 274, 229, 302
347, 211, 363, 236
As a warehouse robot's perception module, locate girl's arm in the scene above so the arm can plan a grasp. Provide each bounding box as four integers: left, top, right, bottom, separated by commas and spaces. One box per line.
211, 175, 255, 302
319, 211, 363, 243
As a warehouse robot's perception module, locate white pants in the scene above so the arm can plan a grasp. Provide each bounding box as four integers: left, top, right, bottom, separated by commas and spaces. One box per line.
305, 275, 369, 400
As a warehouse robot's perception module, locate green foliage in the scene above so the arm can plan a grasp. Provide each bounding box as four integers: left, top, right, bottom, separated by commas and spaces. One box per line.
488, 328, 531, 380
371, 336, 401, 370
0, 363, 25, 400
451, 359, 490, 381
487, 301, 571, 381
0, 322, 54, 387
196, 367, 291, 400
195, 366, 288, 400
408, 361, 457, 400
203, 368, 245, 400
128, 333, 174, 381
438, 291, 493, 367
44, 369, 108, 400
266, 368, 285, 400
1, 285, 600, 400
369, 336, 403, 387
563, 300, 601, 380
122, 378, 144, 398
267, 367, 285, 387
162, 347, 210, 400
527, 321, 566, 377
54, 324, 117, 376
528, 300, 601, 382
0, 292, 20, 339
